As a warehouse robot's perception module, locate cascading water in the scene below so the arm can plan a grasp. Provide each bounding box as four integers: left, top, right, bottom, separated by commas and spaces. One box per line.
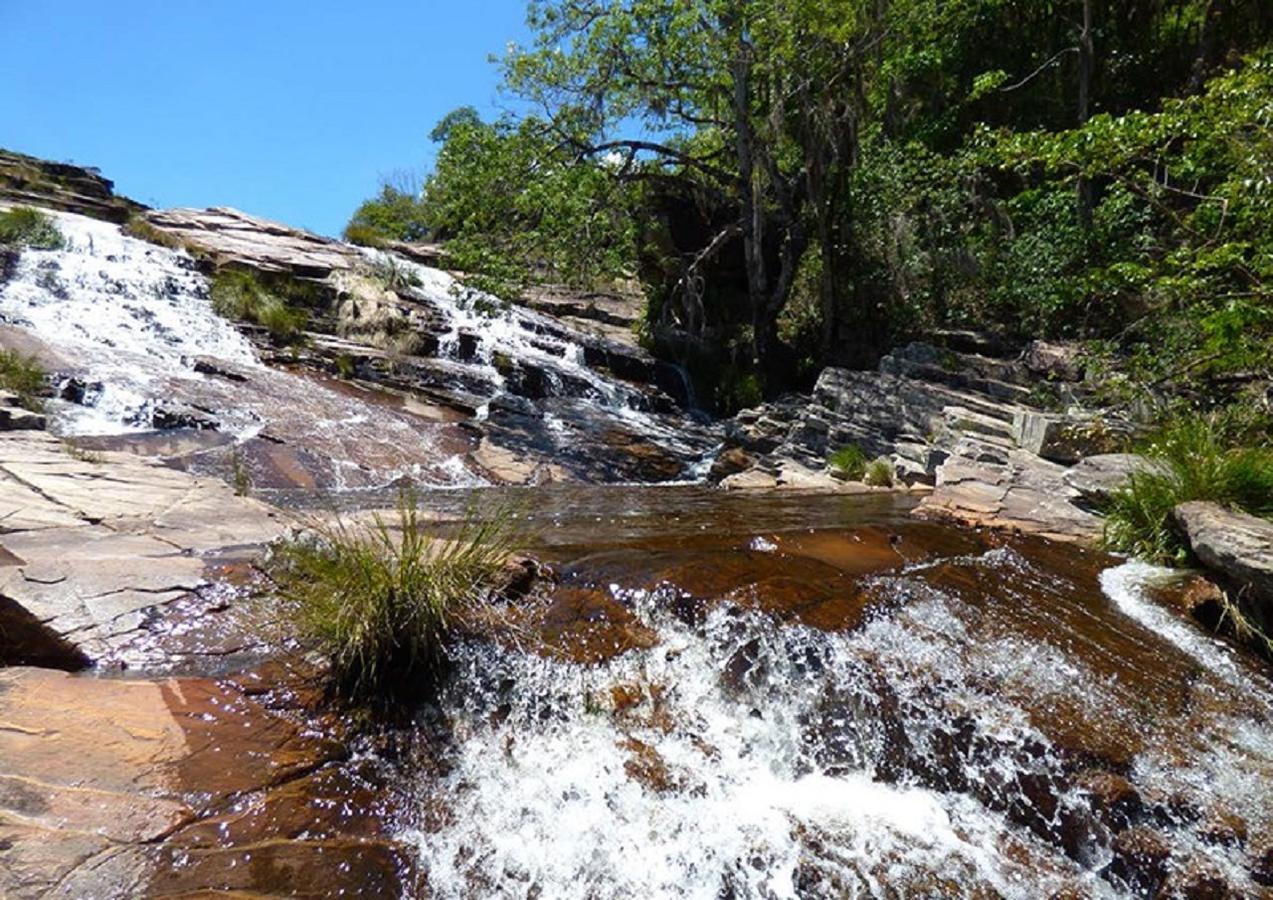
356, 246, 718, 478
402, 518, 1273, 899
0, 208, 715, 488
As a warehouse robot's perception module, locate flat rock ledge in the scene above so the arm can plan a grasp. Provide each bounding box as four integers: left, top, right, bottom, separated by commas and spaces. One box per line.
917, 443, 1102, 543
0, 665, 413, 898
1174, 501, 1273, 634
0, 430, 285, 664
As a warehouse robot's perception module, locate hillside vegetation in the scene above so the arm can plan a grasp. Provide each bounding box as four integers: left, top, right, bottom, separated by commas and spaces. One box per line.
347, 0, 1272, 427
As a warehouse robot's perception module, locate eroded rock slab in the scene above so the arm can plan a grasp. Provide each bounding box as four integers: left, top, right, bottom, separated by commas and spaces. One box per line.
918, 442, 1101, 543
0, 431, 284, 661
1175, 501, 1273, 635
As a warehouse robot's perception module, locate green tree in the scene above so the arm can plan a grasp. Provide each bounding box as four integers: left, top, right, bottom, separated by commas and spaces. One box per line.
504, 0, 880, 378
420, 111, 639, 297
343, 179, 431, 246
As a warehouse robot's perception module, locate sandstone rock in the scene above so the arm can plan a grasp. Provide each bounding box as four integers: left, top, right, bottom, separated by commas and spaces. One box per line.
0, 431, 284, 661
918, 446, 1101, 543
141, 207, 354, 277
1014, 411, 1135, 463
1107, 826, 1172, 895
1173, 501, 1273, 615
0, 405, 45, 430
1074, 770, 1143, 833
0, 150, 142, 224
0, 666, 410, 899
1154, 859, 1231, 899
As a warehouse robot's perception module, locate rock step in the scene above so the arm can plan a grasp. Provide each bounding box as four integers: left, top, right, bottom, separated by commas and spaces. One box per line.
917, 381, 1025, 425
942, 406, 1016, 444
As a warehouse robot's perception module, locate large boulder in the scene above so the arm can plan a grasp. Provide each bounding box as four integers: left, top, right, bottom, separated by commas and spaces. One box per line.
1173, 501, 1273, 614
1013, 411, 1135, 463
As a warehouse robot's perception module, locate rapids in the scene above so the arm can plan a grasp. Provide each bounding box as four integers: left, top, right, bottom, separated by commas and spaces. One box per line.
1, 208, 1270, 898
397, 494, 1273, 899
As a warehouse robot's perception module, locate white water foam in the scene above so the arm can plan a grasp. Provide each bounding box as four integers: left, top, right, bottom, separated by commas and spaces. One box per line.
0, 209, 260, 434
1099, 560, 1249, 687
406, 590, 1099, 899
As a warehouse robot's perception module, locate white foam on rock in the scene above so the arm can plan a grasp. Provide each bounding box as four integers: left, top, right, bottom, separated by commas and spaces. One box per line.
405, 591, 1096, 899
0, 209, 259, 434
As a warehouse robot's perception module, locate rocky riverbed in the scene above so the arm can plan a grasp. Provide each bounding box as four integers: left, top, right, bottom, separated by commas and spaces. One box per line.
1, 152, 1271, 898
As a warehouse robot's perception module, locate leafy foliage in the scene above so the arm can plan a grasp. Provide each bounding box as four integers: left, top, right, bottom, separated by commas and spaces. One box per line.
268, 494, 520, 702
419, 112, 639, 298
0, 207, 64, 250
1102, 416, 1273, 562
344, 183, 431, 246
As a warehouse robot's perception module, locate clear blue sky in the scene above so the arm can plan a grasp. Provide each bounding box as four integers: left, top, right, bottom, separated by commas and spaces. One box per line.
0, 1, 531, 236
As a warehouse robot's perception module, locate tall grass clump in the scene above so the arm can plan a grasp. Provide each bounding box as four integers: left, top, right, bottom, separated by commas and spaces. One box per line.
827, 444, 867, 480
1102, 416, 1273, 563
0, 207, 64, 250
268, 493, 520, 702
864, 458, 895, 487
210, 269, 309, 345
0, 349, 48, 411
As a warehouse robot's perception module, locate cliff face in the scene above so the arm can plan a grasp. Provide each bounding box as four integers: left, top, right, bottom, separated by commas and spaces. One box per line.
0, 148, 144, 223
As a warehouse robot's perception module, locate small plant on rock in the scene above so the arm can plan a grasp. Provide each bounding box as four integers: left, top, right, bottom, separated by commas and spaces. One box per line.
210, 269, 309, 345
0, 207, 64, 250
864, 458, 895, 488
268, 492, 520, 702
0, 349, 48, 411
1101, 416, 1273, 562
827, 444, 867, 481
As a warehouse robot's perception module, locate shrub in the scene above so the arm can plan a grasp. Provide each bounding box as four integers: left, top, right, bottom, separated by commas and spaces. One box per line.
0, 349, 48, 411
268, 493, 520, 702
864, 458, 895, 487
1102, 416, 1273, 563
344, 184, 431, 246
827, 444, 867, 480
210, 269, 309, 345
0, 207, 64, 250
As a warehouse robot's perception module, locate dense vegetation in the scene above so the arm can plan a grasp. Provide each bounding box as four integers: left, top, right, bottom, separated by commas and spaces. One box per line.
348, 0, 1272, 422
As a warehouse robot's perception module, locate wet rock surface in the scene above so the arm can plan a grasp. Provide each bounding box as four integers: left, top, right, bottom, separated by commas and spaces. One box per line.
0, 664, 414, 899
1, 205, 716, 489
0, 430, 283, 662
408, 515, 1273, 899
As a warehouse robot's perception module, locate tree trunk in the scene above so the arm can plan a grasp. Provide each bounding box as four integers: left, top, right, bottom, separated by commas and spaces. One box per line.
1076, 0, 1095, 232
1187, 0, 1226, 94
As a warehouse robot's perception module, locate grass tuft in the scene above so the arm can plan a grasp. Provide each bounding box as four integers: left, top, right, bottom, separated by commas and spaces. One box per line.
864, 458, 895, 487
0, 207, 64, 250
0, 349, 48, 411
827, 444, 867, 481
267, 492, 520, 703
210, 269, 310, 345
1101, 416, 1273, 563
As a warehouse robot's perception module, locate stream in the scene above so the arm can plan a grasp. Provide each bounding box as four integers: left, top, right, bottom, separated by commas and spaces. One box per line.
0, 208, 1270, 898
392, 491, 1273, 899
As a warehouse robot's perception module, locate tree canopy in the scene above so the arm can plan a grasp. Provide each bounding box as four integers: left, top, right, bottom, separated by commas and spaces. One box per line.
346, 0, 1273, 417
